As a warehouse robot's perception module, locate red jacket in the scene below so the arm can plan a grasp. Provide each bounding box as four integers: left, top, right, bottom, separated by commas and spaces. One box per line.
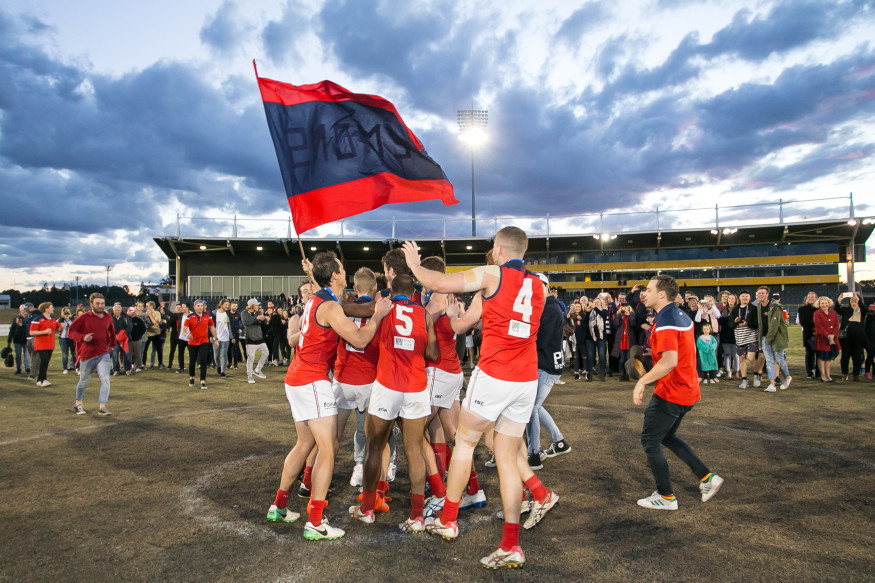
68, 311, 117, 361
813, 308, 841, 352
30, 316, 61, 351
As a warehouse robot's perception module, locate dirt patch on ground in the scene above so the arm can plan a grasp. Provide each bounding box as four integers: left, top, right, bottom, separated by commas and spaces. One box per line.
1, 353, 873, 582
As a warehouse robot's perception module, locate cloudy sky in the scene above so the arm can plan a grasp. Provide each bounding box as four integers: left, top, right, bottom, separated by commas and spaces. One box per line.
1, 0, 874, 291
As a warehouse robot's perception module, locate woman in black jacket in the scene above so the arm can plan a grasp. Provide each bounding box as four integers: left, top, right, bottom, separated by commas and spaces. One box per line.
836, 292, 868, 381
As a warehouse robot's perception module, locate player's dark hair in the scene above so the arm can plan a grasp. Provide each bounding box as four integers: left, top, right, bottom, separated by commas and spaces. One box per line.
421, 256, 446, 273
312, 251, 340, 287
757, 285, 770, 294
391, 274, 416, 297
650, 275, 679, 300
89, 292, 105, 303
381, 248, 410, 276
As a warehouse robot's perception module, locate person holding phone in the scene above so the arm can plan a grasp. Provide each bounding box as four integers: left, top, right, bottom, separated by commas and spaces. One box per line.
835, 292, 867, 381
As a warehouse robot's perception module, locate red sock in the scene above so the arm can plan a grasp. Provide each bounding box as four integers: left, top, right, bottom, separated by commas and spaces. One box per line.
272, 489, 290, 509
500, 521, 520, 551
524, 475, 549, 503
361, 490, 377, 513
307, 499, 327, 524
427, 473, 446, 498
466, 470, 480, 495
441, 498, 460, 523
302, 465, 313, 490
410, 493, 425, 520
431, 443, 447, 477
377, 480, 389, 496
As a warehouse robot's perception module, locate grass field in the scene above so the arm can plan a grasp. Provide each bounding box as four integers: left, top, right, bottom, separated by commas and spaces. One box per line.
1, 328, 873, 583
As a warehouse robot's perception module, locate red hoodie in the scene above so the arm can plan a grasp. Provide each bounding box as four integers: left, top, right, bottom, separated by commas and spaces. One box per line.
68, 311, 117, 361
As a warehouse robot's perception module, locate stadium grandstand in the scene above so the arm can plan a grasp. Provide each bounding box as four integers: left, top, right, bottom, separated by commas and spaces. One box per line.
153, 196, 873, 321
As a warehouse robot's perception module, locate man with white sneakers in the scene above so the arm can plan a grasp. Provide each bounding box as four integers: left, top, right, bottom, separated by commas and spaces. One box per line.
632, 275, 724, 511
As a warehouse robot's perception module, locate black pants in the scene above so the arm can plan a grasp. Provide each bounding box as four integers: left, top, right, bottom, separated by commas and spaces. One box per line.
188, 343, 210, 382
143, 335, 164, 366
803, 334, 818, 376
230, 339, 243, 366
574, 337, 587, 371
865, 346, 875, 375
169, 336, 181, 368
840, 335, 864, 376
36, 349, 52, 382
641, 394, 710, 496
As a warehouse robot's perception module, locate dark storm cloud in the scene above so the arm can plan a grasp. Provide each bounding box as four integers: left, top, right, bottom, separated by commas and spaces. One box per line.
200, 0, 248, 55
0, 8, 286, 238
702, 0, 867, 61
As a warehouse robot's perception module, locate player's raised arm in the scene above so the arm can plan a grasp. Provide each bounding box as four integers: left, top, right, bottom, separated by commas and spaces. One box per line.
402, 241, 496, 294
448, 293, 483, 334
322, 296, 392, 349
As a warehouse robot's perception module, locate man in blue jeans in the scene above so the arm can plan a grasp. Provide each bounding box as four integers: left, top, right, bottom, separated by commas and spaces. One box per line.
632, 275, 724, 510
755, 287, 791, 393
526, 273, 571, 470
68, 293, 117, 416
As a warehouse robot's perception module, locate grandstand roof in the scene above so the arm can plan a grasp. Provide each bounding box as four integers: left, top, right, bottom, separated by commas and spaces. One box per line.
154, 217, 873, 266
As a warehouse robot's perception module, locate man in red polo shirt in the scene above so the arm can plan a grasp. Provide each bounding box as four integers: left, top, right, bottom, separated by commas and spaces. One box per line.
181, 300, 218, 390
633, 275, 725, 510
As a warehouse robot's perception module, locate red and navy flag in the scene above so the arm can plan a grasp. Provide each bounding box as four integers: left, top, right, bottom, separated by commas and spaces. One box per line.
257, 73, 457, 235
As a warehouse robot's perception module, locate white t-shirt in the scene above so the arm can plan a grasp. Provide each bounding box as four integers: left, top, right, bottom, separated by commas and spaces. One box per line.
215, 310, 230, 341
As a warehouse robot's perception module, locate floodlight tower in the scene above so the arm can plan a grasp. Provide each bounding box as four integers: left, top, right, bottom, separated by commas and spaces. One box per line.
457, 109, 488, 236
105, 265, 114, 298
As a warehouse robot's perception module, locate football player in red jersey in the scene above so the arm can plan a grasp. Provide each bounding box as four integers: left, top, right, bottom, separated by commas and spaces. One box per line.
402, 227, 553, 569
633, 275, 724, 511
418, 256, 487, 517
349, 274, 439, 533
266, 252, 391, 541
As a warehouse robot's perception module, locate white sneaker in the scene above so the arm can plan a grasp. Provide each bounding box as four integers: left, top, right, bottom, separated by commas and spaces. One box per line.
636, 491, 678, 511
266, 504, 300, 523
253, 371, 266, 379
302, 518, 345, 540
523, 490, 559, 529
399, 516, 425, 534
480, 545, 525, 569
423, 495, 445, 519
247, 377, 255, 384
780, 376, 792, 390
350, 463, 364, 487
699, 474, 724, 502
764, 384, 777, 393
348, 505, 375, 524
738, 379, 748, 389
460, 489, 487, 510
62, 369, 68, 375
753, 375, 761, 388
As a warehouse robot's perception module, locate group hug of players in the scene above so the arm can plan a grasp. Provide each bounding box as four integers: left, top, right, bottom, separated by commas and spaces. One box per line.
263, 227, 560, 569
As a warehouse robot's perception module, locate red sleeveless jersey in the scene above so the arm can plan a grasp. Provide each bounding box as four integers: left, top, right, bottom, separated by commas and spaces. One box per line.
426, 312, 462, 374
285, 289, 340, 386
376, 298, 428, 392
479, 261, 544, 382
334, 296, 380, 385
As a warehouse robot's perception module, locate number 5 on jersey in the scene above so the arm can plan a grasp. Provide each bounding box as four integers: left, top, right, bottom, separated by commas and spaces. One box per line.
394, 305, 415, 351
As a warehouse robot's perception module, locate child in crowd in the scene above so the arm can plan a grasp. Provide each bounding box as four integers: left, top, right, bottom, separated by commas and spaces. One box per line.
697, 323, 719, 384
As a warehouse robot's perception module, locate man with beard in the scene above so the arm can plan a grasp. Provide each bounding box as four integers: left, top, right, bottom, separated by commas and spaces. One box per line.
68, 293, 117, 416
